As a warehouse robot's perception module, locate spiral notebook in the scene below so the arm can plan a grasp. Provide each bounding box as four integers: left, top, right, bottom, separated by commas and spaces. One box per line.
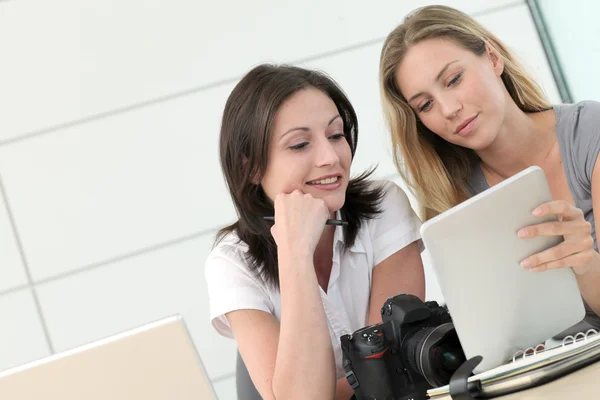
427, 329, 600, 399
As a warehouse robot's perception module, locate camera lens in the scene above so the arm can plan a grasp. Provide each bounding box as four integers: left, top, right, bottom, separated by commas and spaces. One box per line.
404, 323, 466, 388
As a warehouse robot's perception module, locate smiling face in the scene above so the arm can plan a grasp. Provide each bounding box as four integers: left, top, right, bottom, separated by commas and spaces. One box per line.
260, 88, 352, 213
395, 38, 508, 150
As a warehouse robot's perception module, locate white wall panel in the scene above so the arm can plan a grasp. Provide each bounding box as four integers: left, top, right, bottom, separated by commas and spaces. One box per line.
0, 0, 519, 141
0, 179, 28, 292
0, 84, 236, 281
36, 234, 237, 380
0, 289, 50, 372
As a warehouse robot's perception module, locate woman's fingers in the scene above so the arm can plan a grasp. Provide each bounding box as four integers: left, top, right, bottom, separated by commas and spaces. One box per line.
518, 200, 593, 275
521, 237, 594, 268
518, 219, 591, 238
525, 250, 594, 274
532, 200, 584, 220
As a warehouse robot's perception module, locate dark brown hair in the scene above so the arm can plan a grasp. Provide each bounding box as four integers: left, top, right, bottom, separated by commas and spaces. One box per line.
216, 64, 384, 288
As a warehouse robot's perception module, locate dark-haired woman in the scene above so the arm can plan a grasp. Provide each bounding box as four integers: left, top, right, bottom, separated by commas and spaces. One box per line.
205, 64, 425, 399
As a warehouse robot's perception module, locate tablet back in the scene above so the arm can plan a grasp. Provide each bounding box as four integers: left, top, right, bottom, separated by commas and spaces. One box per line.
420, 166, 585, 372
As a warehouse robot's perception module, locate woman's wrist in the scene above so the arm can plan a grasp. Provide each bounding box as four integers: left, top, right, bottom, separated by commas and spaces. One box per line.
574, 250, 600, 276
277, 245, 314, 266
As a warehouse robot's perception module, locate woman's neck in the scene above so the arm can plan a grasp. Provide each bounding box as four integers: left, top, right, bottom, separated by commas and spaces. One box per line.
314, 225, 335, 262
313, 225, 336, 292
477, 102, 556, 179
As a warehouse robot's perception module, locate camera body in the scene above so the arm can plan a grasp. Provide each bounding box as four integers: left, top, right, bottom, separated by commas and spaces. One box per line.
341, 294, 464, 400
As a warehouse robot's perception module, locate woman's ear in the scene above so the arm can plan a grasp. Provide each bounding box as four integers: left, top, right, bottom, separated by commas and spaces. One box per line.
485, 42, 504, 77
242, 156, 261, 185
250, 170, 260, 185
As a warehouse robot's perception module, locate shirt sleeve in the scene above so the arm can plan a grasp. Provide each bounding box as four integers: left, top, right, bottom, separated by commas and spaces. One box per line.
575, 100, 600, 186
369, 180, 423, 266
204, 241, 273, 338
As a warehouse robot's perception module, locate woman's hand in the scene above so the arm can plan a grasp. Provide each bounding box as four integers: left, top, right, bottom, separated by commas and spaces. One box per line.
518, 200, 594, 275
271, 190, 330, 259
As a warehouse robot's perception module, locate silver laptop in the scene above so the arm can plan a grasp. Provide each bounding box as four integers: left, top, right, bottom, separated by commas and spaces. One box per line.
420, 166, 585, 373
0, 315, 218, 400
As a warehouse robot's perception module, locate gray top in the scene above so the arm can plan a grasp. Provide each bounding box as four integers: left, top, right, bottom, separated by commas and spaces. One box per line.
469, 101, 600, 249
468, 100, 600, 328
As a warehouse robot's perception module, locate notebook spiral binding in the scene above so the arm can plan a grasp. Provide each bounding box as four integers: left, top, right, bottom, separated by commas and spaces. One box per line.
512, 329, 599, 363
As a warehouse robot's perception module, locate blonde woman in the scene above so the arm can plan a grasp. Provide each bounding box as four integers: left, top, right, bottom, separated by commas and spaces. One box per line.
379, 5, 600, 325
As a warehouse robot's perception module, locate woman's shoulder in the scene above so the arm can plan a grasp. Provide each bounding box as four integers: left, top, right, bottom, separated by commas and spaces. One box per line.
577, 100, 600, 125
555, 99, 600, 110
206, 230, 250, 271
371, 179, 413, 208
553, 100, 600, 184
365, 179, 420, 225
554, 100, 600, 150
555, 100, 600, 129
361, 179, 423, 261
204, 229, 271, 292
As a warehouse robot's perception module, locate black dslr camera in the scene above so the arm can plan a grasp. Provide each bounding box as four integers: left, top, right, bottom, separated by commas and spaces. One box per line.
340, 294, 466, 400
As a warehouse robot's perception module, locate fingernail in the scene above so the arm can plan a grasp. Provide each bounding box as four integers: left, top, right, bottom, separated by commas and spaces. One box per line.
532, 207, 543, 216
521, 259, 532, 268
518, 229, 528, 238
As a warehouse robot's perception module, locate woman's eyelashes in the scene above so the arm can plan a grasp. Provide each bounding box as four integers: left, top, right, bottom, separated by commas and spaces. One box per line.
287, 132, 345, 151
419, 100, 432, 113
447, 72, 462, 87
417, 72, 463, 113
288, 141, 309, 151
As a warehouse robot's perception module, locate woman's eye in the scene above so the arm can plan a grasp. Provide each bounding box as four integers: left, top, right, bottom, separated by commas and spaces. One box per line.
329, 133, 345, 140
448, 72, 462, 87
419, 100, 432, 113
289, 142, 308, 151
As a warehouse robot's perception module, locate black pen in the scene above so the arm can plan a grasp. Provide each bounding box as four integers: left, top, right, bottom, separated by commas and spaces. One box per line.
262, 216, 348, 226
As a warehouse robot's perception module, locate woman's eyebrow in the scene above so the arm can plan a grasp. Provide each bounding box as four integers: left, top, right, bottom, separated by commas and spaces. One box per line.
281, 115, 341, 138
407, 60, 460, 103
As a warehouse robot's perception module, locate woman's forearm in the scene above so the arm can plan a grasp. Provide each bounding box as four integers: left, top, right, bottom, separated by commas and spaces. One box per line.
335, 376, 355, 400
272, 252, 336, 399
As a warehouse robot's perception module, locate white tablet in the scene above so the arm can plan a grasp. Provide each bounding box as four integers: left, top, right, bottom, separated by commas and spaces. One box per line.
420, 166, 585, 373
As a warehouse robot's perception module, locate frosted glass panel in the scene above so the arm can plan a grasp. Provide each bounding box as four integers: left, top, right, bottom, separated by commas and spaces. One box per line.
536, 0, 600, 101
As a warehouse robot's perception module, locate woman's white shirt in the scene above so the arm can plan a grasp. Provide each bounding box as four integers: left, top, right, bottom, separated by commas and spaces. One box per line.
205, 180, 422, 378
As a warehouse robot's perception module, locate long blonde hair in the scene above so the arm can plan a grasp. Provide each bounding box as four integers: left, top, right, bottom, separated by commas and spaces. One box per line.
380, 5, 551, 221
